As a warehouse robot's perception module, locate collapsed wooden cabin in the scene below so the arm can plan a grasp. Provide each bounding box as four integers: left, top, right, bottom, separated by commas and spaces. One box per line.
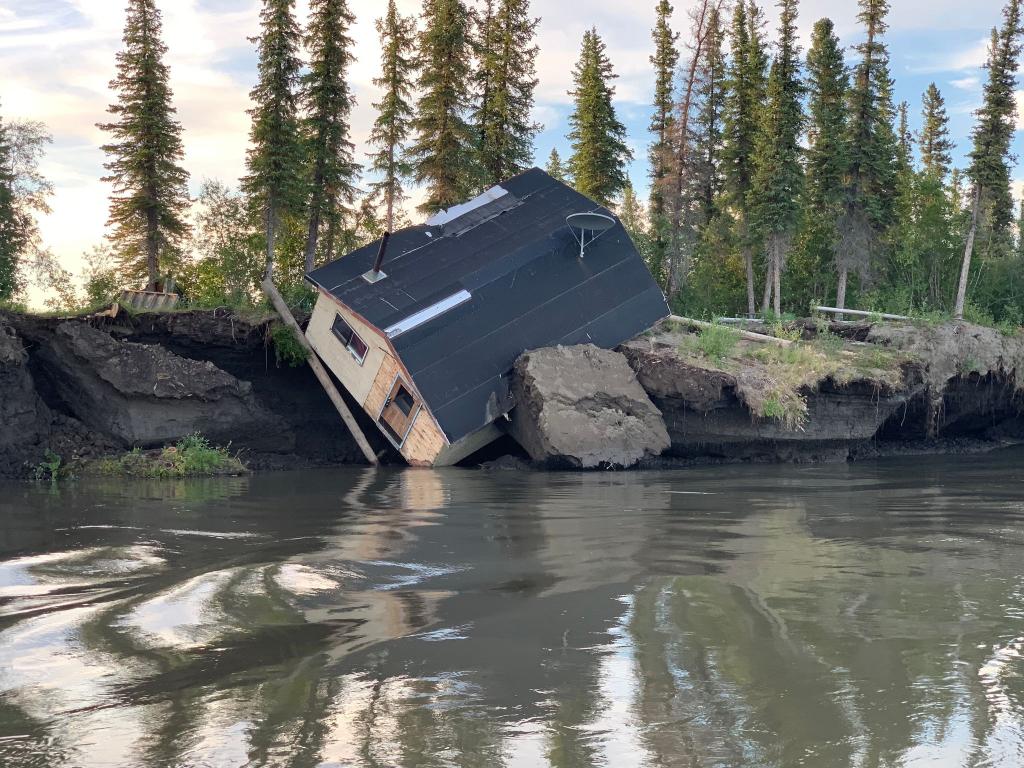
304, 168, 669, 466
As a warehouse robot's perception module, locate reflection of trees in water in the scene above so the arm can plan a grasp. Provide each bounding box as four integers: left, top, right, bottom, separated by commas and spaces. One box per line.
4, 461, 1024, 766
625, 479, 1024, 767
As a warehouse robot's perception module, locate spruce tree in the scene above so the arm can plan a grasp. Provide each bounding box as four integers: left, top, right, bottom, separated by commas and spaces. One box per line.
1017, 198, 1024, 259
472, 0, 540, 184
661, 0, 721, 296
837, 0, 898, 313
0, 112, 21, 301
409, 0, 476, 213
567, 28, 632, 207
722, 0, 768, 315
243, 0, 305, 281
954, 0, 1023, 319
918, 83, 954, 178
367, 0, 417, 233
649, 0, 679, 221
802, 17, 849, 312
896, 101, 912, 170
545, 147, 567, 182
750, 0, 803, 315
301, 0, 357, 272
690, 6, 727, 225
98, 0, 190, 290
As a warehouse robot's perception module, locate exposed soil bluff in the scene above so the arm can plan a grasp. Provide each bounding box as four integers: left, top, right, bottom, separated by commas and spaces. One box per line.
619, 320, 1023, 463
2, 308, 1021, 477
0, 309, 382, 477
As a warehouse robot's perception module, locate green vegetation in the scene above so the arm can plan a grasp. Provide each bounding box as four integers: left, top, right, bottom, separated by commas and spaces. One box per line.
5, 0, 1024, 338
99, 0, 190, 290
685, 323, 740, 362
567, 28, 632, 207
668, 319, 906, 429
32, 449, 64, 482
93, 434, 246, 478
269, 321, 309, 367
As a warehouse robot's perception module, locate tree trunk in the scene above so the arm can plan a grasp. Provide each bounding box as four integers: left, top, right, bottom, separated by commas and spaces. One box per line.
303, 198, 322, 275
772, 243, 781, 317
762, 254, 773, 315
743, 245, 755, 317
324, 212, 337, 263
835, 265, 848, 322
146, 192, 159, 291
264, 199, 276, 282
953, 186, 982, 321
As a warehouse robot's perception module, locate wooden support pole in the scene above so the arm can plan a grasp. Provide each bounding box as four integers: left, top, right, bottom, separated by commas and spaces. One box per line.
262, 278, 378, 465
668, 314, 793, 347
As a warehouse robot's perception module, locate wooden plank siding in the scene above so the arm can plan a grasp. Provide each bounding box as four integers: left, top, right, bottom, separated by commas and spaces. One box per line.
309, 288, 449, 466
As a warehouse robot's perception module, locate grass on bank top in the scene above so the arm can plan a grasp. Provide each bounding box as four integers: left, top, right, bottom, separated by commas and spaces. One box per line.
93, 433, 247, 478
671, 320, 907, 430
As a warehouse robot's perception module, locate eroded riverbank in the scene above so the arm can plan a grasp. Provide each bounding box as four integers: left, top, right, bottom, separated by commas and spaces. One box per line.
1, 308, 1022, 476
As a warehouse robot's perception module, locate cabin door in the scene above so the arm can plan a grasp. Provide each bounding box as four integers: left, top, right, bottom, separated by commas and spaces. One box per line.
378, 378, 421, 446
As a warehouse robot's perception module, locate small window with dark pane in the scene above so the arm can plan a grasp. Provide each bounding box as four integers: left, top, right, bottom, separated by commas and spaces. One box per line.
393, 385, 415, 416
331, 314, 367, 364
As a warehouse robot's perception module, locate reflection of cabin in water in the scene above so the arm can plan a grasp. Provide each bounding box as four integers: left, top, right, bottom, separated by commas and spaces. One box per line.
304, 168, 669, 466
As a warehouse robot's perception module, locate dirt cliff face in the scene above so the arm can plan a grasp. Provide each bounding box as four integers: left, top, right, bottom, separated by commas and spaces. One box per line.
619, 321, 1024, 463
0, 309, 380, 477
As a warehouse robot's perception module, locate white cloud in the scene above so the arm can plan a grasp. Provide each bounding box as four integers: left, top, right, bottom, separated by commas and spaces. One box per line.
950, 76, 981, 90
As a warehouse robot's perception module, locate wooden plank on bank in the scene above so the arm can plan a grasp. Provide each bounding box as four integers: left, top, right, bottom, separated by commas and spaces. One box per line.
668, 314, 793, 347
261, 278, 378, 466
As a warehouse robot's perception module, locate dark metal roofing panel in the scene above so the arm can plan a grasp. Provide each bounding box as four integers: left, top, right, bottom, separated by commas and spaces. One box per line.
306, 167, 670, 443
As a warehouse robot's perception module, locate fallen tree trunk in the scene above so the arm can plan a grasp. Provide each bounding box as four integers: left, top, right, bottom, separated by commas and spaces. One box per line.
668, 315, 793, 347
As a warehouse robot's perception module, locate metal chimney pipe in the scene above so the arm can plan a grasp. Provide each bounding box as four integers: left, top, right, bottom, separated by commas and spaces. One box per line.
371, 231, 391, 275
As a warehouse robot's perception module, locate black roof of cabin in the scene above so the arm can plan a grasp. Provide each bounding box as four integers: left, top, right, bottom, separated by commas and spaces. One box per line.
307, 168, 669, 443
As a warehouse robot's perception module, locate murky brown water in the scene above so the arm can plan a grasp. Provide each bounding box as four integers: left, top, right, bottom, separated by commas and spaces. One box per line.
1, 451, 1023, 767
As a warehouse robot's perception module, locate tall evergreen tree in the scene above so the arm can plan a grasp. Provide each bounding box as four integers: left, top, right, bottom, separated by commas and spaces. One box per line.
721, 0, 768, 315
98, 0, 190, 289
896, 100, 912, 169
409, 0, 476, 213
836, 0, 898, 313
545, 147, 567, 182
917, 83, 954, 178
243, 0, 305, 281
0, 111, 21, 301
566, 28, 632, 207
301, 0, 358, 272
690, 6, 727, 225
367, 0, 417, 233
954, 0, 1023, 319
472, 0, 540, 184
1017, 197, 1024, 259
750, 0, 803, 315
801, 18, 849, 310
649, 0, 679, 220
662, 0, 720, 297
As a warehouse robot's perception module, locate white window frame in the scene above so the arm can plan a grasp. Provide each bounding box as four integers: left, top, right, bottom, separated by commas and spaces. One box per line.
331, 313, 368, 365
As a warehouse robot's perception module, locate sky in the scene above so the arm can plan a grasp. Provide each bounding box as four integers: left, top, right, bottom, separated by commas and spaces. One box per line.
1, 0, 1022, 306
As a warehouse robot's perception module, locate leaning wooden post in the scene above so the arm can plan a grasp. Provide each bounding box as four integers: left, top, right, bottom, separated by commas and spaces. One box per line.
262, 278, 378, 465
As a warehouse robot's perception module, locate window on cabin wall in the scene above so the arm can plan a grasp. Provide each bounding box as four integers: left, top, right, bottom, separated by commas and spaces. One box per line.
331, 314, 368, 364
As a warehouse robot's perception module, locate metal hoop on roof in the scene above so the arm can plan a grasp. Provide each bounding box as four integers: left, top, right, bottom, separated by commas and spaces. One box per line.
566, 212, 615, 258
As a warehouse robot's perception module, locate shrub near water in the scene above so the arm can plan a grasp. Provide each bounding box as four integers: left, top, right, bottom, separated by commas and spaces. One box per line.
97, 433, 246, 478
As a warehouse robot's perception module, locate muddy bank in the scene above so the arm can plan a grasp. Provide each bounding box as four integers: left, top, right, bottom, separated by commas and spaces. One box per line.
619, 319, 1024, 464
0, 309, 389, 478
0, 309, 1021, 477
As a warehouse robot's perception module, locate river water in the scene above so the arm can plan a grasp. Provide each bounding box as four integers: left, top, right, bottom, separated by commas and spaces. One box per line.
0, 451, 1023, 767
